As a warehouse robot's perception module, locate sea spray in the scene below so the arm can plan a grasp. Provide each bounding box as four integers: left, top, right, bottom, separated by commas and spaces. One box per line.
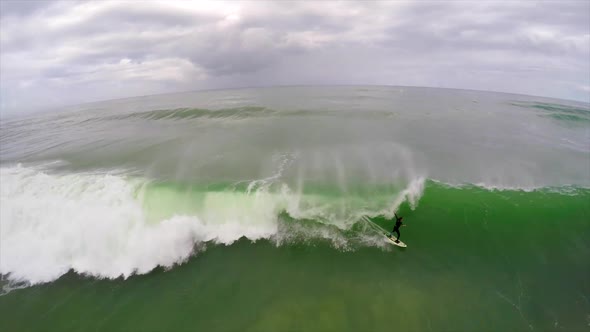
0, 164, 427, 285
0, 87, 588, 330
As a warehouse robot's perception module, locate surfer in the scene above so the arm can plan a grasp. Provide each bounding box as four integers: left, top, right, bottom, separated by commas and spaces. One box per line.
389, 212, 405, 243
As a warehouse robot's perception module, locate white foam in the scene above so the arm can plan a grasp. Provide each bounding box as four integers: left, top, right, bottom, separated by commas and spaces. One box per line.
0, 165, 279, 285
0, 165, 426, 287
428, 178, 588, 194
359, 177, 426, 220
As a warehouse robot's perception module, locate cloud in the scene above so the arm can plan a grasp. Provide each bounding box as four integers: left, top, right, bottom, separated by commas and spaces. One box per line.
0, 0, 54, 17
1, 0, 589, 116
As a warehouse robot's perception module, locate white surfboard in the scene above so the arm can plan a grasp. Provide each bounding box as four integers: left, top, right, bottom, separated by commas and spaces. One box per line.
361, 216, 408, 248
385, 234, 407, 248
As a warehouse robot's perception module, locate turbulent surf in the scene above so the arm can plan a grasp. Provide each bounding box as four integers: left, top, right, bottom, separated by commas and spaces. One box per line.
1, 87, 589, 330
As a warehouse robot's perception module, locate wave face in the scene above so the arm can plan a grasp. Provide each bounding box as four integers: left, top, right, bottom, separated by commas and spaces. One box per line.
1, 86, 589, 288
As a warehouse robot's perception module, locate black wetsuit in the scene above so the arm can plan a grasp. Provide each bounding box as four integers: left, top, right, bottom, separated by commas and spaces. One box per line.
391, 215, 403, 241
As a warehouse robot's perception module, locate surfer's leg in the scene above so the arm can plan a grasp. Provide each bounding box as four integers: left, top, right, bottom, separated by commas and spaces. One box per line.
394, 229, 400, 241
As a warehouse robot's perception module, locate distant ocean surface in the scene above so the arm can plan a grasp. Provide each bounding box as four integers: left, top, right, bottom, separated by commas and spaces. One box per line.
1, 86, 589, 331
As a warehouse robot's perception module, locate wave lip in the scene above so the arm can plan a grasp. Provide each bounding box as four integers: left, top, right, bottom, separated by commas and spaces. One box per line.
2, 162, 587, 290
0, 164, 427, 287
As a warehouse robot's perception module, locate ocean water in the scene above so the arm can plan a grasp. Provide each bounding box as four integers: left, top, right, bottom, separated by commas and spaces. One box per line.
0, 86, 589, 331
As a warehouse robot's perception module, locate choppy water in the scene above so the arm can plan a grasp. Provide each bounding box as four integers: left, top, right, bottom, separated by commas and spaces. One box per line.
1, 86, 589, 331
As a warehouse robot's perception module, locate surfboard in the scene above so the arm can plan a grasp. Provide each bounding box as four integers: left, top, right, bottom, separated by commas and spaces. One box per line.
360, 216, 408, 248
384, 234, 407, 248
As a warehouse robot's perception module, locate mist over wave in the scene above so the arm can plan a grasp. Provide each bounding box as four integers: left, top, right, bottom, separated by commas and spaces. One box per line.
0, 163, 425, 286
1, 86, 589, 288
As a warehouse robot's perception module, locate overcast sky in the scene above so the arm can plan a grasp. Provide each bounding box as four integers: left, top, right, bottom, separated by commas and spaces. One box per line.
1, 0, 589, 116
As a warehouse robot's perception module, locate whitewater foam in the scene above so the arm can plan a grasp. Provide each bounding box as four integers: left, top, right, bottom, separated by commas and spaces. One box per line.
428, 178, 589, 195
0, 165, 424, 287
0, 166, 280, 285
1, 166, 180, 283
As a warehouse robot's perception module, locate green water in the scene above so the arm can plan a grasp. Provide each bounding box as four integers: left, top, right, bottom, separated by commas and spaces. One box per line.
1, 184, 589, 331
1, 86, 589, 331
